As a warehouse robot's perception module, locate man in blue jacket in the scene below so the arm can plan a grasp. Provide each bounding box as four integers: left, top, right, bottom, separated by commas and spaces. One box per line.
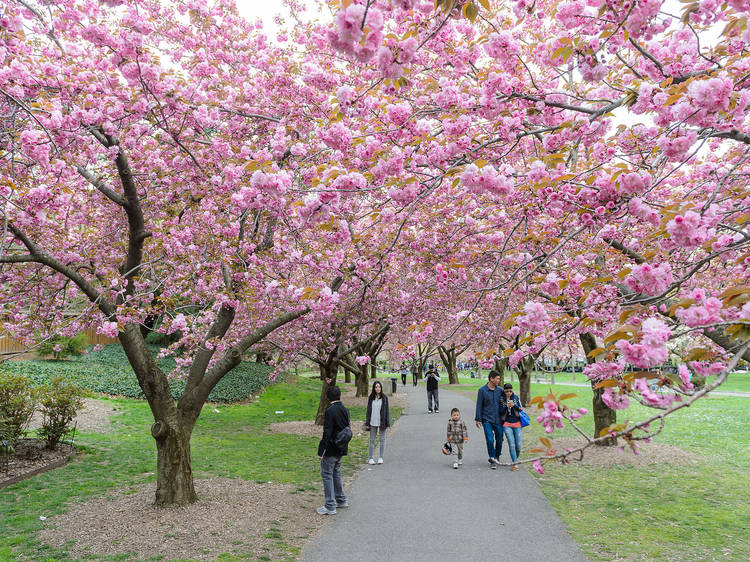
317, 385, 350, 514
475, 370, 504, 469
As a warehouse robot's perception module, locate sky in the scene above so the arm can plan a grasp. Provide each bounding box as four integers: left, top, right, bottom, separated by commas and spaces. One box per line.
235, 1, 326, 32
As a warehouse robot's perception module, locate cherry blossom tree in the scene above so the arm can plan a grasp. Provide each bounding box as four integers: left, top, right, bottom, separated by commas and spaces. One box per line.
0, 0, 363, 505
323, 0, 750, 467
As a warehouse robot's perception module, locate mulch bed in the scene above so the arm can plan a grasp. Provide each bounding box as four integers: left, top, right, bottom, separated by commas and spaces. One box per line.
1, 440, 76, 489
38, 478, 327, 561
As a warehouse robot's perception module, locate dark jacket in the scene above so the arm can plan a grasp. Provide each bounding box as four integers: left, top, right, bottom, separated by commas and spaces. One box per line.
317, 401, 350, 457
425, 370, 439, 391
365, 394, 390, 429
499, 393, 522, 424
475, 384, 502, 424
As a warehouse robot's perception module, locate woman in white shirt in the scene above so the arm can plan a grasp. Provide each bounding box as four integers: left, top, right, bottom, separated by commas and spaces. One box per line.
365, 381, 390, 464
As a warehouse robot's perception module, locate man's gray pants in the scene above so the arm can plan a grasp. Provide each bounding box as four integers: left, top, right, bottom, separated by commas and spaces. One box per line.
320, 455, 346, 510
427, 388, 439, 412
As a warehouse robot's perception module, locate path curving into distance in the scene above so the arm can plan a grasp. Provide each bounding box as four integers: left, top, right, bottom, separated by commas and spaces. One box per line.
300, 383, 587, 562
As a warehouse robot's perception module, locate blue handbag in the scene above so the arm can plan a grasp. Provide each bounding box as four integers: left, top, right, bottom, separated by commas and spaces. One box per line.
519, 409, 530, 428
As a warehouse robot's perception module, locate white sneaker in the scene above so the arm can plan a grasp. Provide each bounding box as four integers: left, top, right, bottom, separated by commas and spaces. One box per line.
368, 458, 375, 465
377, 458, 384, 464
458, 460, 463, 465
453, 461, 458, 469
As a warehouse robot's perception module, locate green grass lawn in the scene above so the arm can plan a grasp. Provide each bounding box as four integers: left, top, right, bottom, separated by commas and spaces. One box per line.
450, 369, 750, 394
447, 379, 750, 561
0, 377, 399, 561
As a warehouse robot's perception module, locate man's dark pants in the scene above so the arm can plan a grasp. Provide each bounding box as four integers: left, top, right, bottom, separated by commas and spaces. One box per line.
427, 388, 439, 412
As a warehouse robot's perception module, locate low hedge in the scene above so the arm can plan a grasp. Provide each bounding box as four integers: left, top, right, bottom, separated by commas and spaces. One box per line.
0, 344, 273, 403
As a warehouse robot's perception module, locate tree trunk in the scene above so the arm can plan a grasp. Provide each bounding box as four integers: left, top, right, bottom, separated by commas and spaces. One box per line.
514, 355, 534, 406
344, 367, 352, 383
315, 363, 338, 425
355, 365, 369, 397
580, 332, 617, 446
416, 346, 430, 381
152, 420, 196, 506
370, 360, 377, 379
438, 345, 459, 384
493, 355, 507, 386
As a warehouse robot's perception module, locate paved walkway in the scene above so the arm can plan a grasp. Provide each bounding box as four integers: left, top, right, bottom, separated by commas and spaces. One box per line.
300, 384, 586, 562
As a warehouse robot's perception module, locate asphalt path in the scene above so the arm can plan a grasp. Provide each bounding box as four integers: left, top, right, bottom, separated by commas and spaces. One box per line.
300, 383, 587, 562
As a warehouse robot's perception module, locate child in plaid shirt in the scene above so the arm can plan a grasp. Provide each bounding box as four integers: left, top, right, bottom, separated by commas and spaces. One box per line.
446, 407, 469, 469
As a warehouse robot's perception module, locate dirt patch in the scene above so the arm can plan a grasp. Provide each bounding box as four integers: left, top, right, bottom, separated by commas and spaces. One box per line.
340, 385, 410, 410
268, 386, 410, 439
29, 398, 115, 434
268, 420, 327, 439
38, 478, 327, 561
3, 399, 112, 488
544, 438, 702, 468
1, 441, 76, 488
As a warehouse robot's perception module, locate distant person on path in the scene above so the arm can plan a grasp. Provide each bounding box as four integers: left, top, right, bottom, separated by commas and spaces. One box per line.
412, 362, 418, 387
500, 383, 523, 471
316, 385, 350, 515
425, 363, 440, 413
446, 407, 469, 469
365, 381, 390, 465
475, 370, 504, 469
400, 362, 408, 386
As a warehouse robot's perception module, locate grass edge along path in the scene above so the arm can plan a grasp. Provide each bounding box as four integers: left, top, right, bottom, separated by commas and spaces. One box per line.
451, 380, 749, 562
0, 376, 400, 561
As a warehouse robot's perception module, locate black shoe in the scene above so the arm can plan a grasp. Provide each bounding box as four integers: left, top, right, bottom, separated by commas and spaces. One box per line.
435, 409, 439, 413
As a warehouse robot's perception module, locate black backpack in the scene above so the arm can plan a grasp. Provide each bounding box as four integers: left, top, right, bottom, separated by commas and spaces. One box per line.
333, 426, 353, 448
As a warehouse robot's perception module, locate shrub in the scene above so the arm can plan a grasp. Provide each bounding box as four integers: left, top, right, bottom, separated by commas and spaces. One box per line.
37, 376, 86, 450
37, 333, 89, 360
1, 344, 274, 403
0, 371, 36, 447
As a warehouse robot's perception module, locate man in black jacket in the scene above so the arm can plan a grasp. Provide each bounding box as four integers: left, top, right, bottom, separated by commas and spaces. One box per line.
425, 364, 440, 413
316, 385, 350, 515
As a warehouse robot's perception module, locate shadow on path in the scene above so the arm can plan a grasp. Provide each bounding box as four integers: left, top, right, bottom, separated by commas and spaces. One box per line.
300, 383, 587, 562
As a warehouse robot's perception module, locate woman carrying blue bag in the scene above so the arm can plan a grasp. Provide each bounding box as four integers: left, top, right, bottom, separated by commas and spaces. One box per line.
500, 383, 526, 471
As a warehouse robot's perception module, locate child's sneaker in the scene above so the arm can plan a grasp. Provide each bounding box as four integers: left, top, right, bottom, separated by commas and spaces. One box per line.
377, 458, 384, 464
458, 460, 463, 465
368, 458, 375, 465
453, 461, 458, 469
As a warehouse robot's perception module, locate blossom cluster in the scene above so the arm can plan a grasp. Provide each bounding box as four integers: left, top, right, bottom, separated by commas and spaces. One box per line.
615, 317, 671, 369
625, 262, 673, 296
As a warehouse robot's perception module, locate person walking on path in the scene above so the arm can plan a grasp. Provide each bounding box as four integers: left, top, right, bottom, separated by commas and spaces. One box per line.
475, 370, 504, 469
500, 383, 524, 471
299, 383, 588, 562
411, 362, 418, 387
316, 385, 350, 515
365, 381, 390, 465
446, 407, 469, 469
425, 364, 440, 413
400, 363, 408, 386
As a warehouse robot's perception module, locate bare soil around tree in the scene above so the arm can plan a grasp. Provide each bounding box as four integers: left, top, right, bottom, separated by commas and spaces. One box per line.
34, 386, 411, 560
2, 399, 115, 489
38, 478, 326, 561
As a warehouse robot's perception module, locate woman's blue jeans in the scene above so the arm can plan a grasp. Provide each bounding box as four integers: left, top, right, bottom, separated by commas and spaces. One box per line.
503, 426, 523, 463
